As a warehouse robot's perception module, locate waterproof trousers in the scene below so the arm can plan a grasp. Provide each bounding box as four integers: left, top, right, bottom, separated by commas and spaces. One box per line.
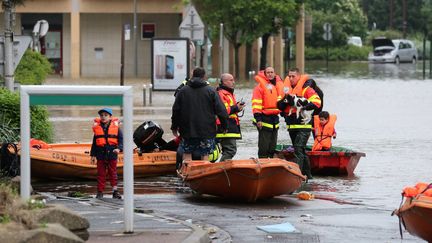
220, 138, 237, 161
288, 129, 312, 178
97, 159, 118, 192
258, 128, 278, 158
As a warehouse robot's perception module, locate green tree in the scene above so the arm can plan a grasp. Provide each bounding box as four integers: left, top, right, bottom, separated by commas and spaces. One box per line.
360, 0, 423, 34
15, 50, 52, 85
192, 0, 298, 78
306, 0, 368, 48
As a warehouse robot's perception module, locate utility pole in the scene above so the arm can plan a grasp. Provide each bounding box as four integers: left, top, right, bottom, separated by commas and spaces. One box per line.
133, 0, 138, 77
402, 0, 407, 38
389, 0, 394, 30
3, 0, 15, 91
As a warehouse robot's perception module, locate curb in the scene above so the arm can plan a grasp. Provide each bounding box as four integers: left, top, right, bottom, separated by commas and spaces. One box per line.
149, 212, 210, 243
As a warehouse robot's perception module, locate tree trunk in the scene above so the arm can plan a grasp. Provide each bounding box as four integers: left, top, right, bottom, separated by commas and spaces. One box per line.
260, 33, 271, 70
234, 44, 241, 79
245, 42, 253, 80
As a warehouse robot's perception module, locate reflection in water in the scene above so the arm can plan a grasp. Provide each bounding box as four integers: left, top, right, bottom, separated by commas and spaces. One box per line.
306, 60, 430, 80
33, 175, 188, 196
42, 62, 432, 209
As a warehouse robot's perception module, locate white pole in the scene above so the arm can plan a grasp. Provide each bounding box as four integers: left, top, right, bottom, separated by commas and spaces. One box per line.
122, 87, 134, 233
20, 89, 31, 200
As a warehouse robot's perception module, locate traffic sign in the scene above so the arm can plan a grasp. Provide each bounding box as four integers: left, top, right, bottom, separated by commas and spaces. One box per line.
323, 23, 331, 32
322, 32, 332, 41
0, 35, 32, 75
179, 5, 205, 42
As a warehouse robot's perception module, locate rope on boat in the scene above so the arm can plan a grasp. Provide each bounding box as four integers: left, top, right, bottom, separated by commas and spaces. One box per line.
0, 143, 19, 177
222, 167, 231, 187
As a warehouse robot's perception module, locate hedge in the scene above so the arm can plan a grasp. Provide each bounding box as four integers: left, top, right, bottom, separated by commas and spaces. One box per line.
0, 88, 53, 143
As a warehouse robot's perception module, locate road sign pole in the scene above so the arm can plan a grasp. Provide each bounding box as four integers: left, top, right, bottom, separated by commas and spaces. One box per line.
326, 40, 329, 73
4, 1, 14, 91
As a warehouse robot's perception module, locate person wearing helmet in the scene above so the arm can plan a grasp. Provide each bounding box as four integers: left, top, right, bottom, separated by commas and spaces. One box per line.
90, 108, 123, 199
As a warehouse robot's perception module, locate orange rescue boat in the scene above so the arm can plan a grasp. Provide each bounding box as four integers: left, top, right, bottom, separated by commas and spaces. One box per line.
11, 143, 176, 180
178, 158, 306, 202
276, 145, 365, 176
393, 183, 432, 242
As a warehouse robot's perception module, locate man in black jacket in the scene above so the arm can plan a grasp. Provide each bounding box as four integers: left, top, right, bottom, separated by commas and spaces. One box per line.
171, 67, 228, 162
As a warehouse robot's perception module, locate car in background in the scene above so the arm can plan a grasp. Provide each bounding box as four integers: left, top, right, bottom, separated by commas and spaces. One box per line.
368, 37, 418, 64
347, 36, 363, 47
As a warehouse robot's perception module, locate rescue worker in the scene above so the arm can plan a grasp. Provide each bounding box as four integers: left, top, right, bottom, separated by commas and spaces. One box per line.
216, 73, 245, 161
278, 68, 322, 179
90, 108, 123, 199
312, 111, 337, 151
252, 67, 284, 158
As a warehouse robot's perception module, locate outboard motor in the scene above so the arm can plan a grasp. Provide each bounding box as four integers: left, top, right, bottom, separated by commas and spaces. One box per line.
133, 121, 167, 153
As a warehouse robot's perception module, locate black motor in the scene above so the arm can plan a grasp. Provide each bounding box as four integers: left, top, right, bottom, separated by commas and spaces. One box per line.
133, 121, 167, 152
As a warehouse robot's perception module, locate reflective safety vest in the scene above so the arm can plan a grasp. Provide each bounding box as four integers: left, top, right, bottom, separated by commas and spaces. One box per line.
252, 71, 283, 129
312, 114, 336, 151
93, 117, 120, 147
216, 88, 241, 139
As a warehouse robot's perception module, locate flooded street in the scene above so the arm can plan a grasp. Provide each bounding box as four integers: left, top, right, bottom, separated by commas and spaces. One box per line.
35, 61, 431, 242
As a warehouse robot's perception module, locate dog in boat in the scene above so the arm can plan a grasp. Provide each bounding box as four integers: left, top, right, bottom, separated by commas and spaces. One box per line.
284, 95, 313, 124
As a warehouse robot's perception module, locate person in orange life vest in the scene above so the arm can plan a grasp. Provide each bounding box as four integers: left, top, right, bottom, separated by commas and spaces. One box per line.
312, 111, 337, 151
216, 73, 246, 161
252, 66, 284, 158
277, 68, 321, 179
90, 108, 123, 199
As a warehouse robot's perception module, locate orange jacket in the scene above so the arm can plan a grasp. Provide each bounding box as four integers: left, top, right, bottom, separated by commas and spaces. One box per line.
252, 71, 284, 116
312, 114, 337, 151
93, 117, 119, 147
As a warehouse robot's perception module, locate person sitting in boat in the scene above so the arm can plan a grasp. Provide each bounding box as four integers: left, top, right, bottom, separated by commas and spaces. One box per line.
312, 111, 337, 151
90, 108, 123, 200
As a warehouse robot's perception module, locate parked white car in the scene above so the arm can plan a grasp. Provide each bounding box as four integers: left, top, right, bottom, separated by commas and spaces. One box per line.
368, 38, 418, 64
347, 36, 363, 47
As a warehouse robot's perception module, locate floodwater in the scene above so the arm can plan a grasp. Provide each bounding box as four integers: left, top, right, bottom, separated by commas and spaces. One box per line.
36, 61, 432, 212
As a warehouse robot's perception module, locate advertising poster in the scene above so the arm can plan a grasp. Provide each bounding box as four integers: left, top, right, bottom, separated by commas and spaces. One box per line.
151, 38, 190, 91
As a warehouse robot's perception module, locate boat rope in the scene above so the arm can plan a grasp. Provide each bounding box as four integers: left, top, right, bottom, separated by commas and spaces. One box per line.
252, 157, 262, 171
392, 194, 405, 239
222, 167, 231, 187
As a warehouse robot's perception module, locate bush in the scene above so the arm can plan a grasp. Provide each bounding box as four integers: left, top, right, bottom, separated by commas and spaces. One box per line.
15, 50, 52, 85
305, 45, 371, 61
0, 88, 53, 143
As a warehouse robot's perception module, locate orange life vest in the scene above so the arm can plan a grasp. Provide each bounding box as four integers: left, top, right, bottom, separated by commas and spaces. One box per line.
30, 138, 50, 149
402, 182, 432, 198
93, 117, 119, 147
283, 74, 310, 96
252, 71, 284, 116
282, 74, 309, 114
312, 114, 337, 151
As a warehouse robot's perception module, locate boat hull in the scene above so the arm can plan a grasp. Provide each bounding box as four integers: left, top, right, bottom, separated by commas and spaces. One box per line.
395, 195, 432, 242
17, 143, 176, 180
178, 158, 306, 202
276, 146, 365, 176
